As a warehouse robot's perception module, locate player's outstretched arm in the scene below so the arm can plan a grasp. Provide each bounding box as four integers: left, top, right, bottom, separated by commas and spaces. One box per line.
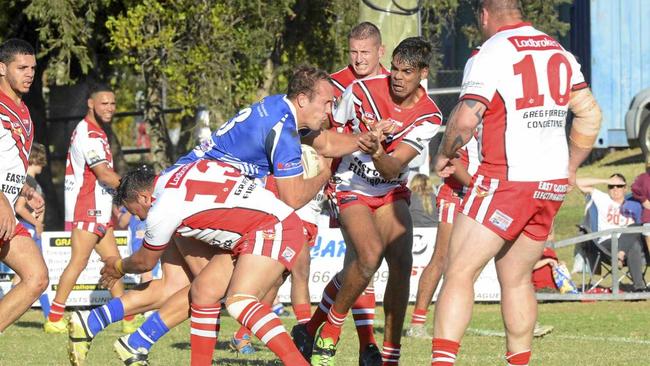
568, 88, 602, 188
91, 162, 121, 189
275, 169, 331, 210
303, 129, 361, 158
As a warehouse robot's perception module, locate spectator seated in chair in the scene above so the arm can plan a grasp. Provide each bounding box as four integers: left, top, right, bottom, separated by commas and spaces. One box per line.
575, 174, 650, 292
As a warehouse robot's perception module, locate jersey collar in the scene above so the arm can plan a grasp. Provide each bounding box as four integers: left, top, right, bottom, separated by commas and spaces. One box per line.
497, 21, 532, 33
283, 95, 299, 131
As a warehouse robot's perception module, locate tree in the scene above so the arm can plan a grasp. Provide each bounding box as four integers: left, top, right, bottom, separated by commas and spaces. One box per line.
460, 0, 572, 47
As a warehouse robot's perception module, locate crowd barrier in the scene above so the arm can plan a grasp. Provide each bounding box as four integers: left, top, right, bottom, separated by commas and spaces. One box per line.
0, 228, 502, 307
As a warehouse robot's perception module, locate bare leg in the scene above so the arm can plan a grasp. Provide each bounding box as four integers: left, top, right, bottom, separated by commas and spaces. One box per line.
433, 214, 505, 341
52, 228, 98, 304
0, 236, 49, 331
333, 205, 384, 315
375, 200, 412, 345
290, 242, 312, 306
495, 235, 544, 353
413, 221, 452, 313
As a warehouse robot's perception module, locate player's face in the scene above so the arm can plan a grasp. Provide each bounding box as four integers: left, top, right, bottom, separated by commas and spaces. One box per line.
123, 192, 152, 220
300, 79, 334, 130
0, 54, 36, 96
390, 59, 428, 100
90, 91, 116, 124
348, 37, 384, 78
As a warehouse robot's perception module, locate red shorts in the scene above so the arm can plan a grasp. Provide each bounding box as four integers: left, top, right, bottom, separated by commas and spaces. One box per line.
335, 187, 411, 213
0, 222, 31, 247
461, 175, 567, 241
302, 221, 319, 247
234, 212, 305, 271
65, 221, 114, 238
436, 184, 463, 224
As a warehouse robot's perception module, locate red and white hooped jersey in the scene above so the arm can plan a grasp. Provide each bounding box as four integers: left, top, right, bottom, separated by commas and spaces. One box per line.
460, 22, 587, 182
64, 119, 114, 224
0, 90, 33, 210
143, 159, 294, 251
332, 74, 442, 196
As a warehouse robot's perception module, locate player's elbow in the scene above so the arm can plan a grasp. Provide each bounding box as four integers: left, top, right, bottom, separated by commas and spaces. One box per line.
569, 89, 602, 148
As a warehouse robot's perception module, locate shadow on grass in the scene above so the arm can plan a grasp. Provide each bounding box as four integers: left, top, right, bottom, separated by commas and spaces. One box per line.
603, 152, 645, 166
171, 341, 232, 351
14, 321, 43, 329
216, 359, 279, 365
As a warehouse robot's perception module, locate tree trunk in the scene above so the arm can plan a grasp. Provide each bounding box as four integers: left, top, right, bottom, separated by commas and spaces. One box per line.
144, 63, 173, 173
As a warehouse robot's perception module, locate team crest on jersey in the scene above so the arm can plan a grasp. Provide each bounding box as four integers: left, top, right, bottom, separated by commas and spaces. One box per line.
281, 247, 296, 262
21, 118, 32, 136
262, 228, 276, 240
474, 184, 491, 198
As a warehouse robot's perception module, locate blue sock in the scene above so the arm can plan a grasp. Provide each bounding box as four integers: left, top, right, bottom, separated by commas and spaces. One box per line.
87, 298, 125, 336
127, 312, 169, 351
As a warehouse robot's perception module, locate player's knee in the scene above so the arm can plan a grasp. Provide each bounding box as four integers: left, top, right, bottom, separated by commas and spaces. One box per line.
356, 259, 382, 281
225, 294, 259, 320
24, 269, 49, 295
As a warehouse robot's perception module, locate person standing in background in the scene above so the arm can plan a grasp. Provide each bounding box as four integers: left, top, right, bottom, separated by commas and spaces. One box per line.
46, 84, 138, 334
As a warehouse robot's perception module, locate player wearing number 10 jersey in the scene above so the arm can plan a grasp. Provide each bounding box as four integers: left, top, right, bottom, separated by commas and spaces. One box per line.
431, 1, 602, 365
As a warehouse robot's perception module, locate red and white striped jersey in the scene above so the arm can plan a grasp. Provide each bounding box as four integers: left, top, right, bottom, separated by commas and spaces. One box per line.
64, 118, 114, 224
0, 90, 33, 211
332, 75, 442, 196
143, 159, 294, 251
330, 64, 389, 99
460, 22, 587, 182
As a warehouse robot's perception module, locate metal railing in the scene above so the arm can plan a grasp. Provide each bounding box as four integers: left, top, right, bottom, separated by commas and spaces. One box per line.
537, 226, 650, 301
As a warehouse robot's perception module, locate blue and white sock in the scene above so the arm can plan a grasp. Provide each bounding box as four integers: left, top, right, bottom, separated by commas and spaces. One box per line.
272, 303, 284, 316
87, 298, 125, 336
127, 312, 169, 351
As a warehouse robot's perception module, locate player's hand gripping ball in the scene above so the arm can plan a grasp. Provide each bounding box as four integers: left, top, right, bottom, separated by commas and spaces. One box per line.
301, 144, 320, 178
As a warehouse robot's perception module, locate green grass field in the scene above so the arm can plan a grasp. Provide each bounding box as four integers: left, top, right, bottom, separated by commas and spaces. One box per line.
1, 149, 649, 365
2, 302, 650, 366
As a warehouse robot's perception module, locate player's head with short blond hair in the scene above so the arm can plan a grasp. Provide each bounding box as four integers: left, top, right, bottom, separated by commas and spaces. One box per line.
348, 22, 382, 45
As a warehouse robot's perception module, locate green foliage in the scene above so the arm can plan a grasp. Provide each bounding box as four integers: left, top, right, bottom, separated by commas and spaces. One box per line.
23, 0, 110, 84
420, 0, 461, 81
461, 0, 572, 47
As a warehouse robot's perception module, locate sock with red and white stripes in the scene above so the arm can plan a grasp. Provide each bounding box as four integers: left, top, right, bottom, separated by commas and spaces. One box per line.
306, 275, 341, 336
505, 350, 531, 366
318, 307, 346, 343
292, 303, 312, 324
237, 301, 307, 365
410, 308, 428, 326
190, 303, 221, 366
381, 342, 401, 365
352, 286, 376, 350
431, 338, 460, 365
48, 301, 65, 322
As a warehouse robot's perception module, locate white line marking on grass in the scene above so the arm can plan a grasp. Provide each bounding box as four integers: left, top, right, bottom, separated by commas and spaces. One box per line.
467, 328, 650, 345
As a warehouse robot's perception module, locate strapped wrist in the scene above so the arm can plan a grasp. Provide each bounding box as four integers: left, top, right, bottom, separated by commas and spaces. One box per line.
115, 259, 125, 276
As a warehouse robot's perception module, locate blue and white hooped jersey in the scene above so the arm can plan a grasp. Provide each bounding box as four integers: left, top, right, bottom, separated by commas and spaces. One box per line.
175, 94, 304, 179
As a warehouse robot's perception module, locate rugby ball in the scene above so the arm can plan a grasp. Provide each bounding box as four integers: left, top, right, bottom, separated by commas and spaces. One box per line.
301, 144, 320, 178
